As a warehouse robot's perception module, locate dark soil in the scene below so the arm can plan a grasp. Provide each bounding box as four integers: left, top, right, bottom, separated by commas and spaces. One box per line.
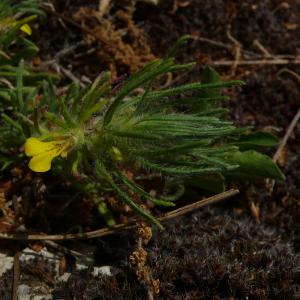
1, 0, 300, 299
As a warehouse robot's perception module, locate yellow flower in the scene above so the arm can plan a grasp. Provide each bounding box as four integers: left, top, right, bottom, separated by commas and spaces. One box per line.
20, 24, 32, 35
24, 137, 73, 172
0, 18, 32, 35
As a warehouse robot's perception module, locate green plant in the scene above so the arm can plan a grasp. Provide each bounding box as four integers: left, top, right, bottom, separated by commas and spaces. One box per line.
0, 0, 56, 169
24, 37, 285, 228
0, 28, 284, 228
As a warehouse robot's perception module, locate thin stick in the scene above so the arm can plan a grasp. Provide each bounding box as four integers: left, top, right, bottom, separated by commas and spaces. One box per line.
267, 108, 300, 193
252, 39, 272, 58
53, 63, 86, 88
161, 188, 239, 221
273, 109, 300, 163
226, 28, 241, 76
277, 68, 300, 83
190, 36, 298, 61
39, 41, 86, 68
212, 59, 300, 66
12, 252, 21, 300
43, 240, 93, 263
0, 189, 239, 241
191, 36, 260, 58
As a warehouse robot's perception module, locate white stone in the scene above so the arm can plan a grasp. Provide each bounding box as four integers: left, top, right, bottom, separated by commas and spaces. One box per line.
92, 266, 112, 277
0, 253, 14, 276
57, 272, 71, 283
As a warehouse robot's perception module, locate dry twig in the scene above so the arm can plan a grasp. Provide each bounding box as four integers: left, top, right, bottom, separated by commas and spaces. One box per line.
12, 252, 21, 300
226, 27, 242, 76
267, 108, 300, 193
273, 109, 300, 163
253, 39, 272, 58
277, 68, 300, 83
43, 240, 93, 263
191, 36, 260, 58
0, 189, 239, 241
212, 58, 300, 66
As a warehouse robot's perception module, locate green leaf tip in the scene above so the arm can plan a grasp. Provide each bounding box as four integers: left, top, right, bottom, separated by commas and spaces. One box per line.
110, 181, 164, 230
167, 35, 193, 58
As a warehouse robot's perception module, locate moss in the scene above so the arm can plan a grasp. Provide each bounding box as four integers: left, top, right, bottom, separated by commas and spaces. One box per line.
53, 208, 300, 299
149, 208, 299, 299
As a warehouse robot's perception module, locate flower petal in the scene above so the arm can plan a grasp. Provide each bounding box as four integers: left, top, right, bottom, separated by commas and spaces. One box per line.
20, 24, 32, 35
28, 149, 60, 172
24, 137, 56, 157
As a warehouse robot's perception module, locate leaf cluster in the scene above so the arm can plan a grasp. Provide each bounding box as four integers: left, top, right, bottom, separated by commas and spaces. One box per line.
27, 37, 283, 227
0, 0, 55, 169
0, 30, 284, 227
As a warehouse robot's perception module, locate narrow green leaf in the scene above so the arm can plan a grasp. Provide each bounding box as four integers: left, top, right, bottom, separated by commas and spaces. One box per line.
79, 98, 109, 123
1, 113, 22, 131
108, 129, 161, 141
78, 72, 111, 122
114, 171, 175, 207
168, 62, 196, 72
139, 80, 244, 102
167, 35, 192, 58
104, 59, 174, 125
58, 96, 76, 126
231, 131, 279, 150
141, 159, 221, 175
110, 181, 163, 229
139, 141, 214, 156
44, 112, 68, 129
16, 59, 24, 112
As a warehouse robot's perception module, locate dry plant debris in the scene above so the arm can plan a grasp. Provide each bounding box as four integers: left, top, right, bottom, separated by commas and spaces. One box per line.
73, 6, 155, 77
130, 222, 159, 299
